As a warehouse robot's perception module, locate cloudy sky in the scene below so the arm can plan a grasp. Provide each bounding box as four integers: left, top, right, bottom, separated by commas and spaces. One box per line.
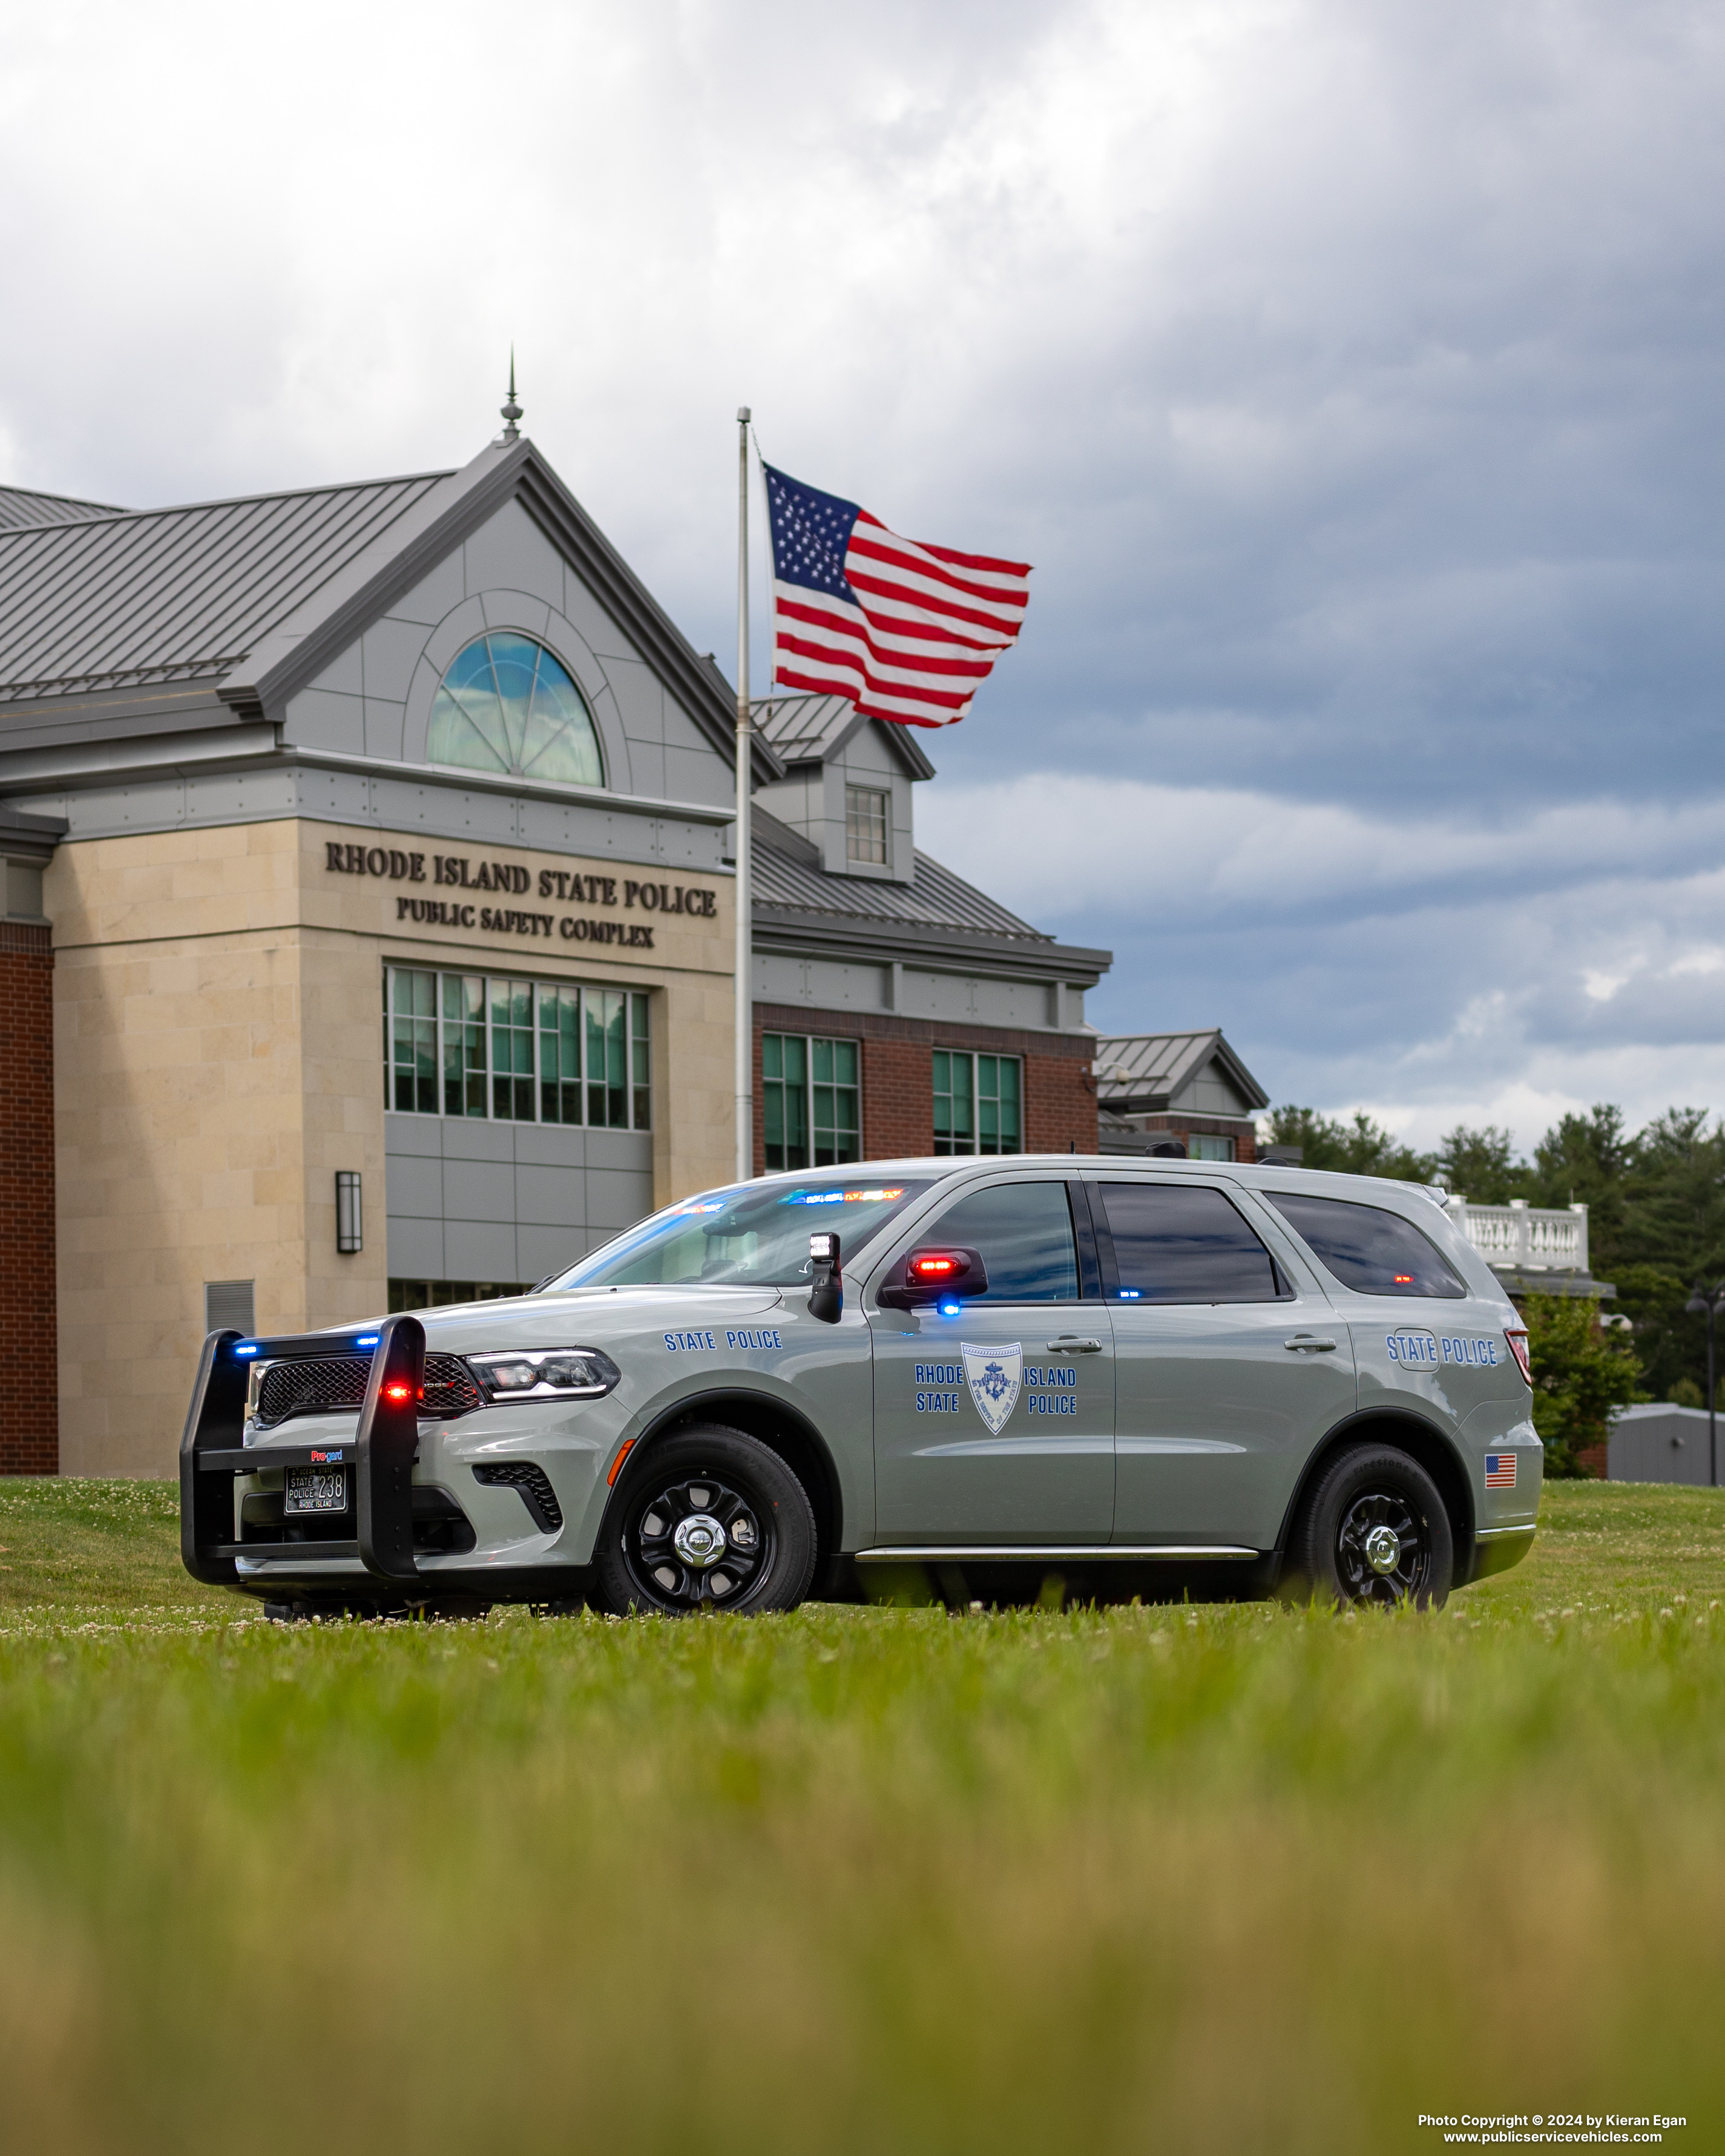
4, 0, 1721, 1152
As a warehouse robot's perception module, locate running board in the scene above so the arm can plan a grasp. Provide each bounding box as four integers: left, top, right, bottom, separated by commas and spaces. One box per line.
853, 1544, 1261, 1564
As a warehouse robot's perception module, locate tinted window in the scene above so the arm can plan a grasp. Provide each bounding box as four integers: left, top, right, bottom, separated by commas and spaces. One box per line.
926, 1182, 1079, 1302
1097, 1183, 1281, 1304
1263, 1193, 1465, 1299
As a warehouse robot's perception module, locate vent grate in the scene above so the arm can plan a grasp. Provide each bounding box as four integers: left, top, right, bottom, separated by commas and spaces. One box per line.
254, 1352, 483, 1427
472, 1463, 564, 1533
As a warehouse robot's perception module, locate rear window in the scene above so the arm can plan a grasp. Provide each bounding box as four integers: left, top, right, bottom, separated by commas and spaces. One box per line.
1096, 1182, 1283, 1305
1263, 1193, 1465, 1299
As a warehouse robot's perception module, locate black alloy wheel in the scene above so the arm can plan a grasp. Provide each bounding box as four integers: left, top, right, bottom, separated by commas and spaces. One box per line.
1286, 1441, 1455, 1611
592, 1425, 817, 1617
1334, 1487, 1430, 1607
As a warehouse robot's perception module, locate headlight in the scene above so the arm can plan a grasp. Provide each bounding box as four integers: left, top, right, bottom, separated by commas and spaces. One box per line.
466, 1347, 622, 1401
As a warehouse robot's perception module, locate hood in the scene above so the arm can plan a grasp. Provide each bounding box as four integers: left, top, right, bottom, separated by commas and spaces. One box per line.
377, 1283, 789, 1353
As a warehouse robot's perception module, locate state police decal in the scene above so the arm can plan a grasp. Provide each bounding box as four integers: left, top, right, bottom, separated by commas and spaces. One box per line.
961, 1342, 1022, 1435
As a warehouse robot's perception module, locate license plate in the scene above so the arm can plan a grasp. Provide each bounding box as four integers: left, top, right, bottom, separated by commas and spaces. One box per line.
284, 1467, 349, 1516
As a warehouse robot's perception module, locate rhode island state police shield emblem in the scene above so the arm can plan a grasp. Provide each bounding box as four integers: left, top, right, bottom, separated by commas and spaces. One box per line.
961, 1342, 1022, 1437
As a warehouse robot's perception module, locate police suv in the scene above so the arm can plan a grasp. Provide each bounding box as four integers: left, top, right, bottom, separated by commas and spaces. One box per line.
180, 1158, 1540, 1615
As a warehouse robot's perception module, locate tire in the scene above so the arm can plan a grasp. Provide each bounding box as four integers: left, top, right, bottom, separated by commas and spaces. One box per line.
590, 1426, 817, 1617
1285, 1443, 1454, 1610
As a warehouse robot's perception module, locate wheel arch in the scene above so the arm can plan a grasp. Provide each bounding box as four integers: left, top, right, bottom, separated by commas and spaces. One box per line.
603, 1388, 845, 1580
1273, 1409, 1477, 1591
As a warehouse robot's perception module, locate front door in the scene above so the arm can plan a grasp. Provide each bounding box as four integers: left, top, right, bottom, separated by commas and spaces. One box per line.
1090, 1176, 1356, 1551
868, 1176, 1116, 1544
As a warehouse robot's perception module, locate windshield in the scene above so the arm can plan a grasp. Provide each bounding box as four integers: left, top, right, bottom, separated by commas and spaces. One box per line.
543, 1178, 933, 1291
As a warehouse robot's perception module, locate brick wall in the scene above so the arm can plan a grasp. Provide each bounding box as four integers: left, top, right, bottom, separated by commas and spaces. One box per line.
0, 923, 56, 1473
754, 1003, 1097, 1172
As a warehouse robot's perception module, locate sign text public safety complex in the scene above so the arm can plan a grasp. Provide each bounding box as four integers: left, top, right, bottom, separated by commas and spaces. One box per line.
324, 840, 720, 949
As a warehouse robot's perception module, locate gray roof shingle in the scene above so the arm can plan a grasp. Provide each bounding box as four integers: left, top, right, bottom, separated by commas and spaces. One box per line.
0, 472, 450, 700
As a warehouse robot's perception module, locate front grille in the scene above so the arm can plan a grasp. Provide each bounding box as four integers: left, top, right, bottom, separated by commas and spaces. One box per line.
254, 1353, 484, 1428
472, 1463, 564, 1533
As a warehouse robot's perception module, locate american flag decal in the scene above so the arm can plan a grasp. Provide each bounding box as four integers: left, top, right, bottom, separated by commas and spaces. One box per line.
1485, 1452, 1516, 1489
763, 462, 1031, 729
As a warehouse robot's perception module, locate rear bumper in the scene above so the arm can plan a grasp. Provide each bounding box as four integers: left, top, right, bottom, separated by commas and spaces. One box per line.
1466, 1520, 1538, 1584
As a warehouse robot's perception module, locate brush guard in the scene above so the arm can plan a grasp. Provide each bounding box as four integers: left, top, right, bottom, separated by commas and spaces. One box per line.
180, 1313, 426, 1586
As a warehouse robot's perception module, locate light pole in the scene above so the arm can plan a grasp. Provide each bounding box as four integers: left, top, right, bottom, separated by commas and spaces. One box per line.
1684, 1281, 1725, 1488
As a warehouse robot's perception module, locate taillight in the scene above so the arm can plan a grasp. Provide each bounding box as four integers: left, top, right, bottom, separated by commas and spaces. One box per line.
1504, 1329, 1531, 1385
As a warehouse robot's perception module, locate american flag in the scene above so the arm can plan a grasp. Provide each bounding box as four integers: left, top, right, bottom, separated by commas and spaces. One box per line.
763, 463, 1031, 729
1485, 1453, 1517, 1489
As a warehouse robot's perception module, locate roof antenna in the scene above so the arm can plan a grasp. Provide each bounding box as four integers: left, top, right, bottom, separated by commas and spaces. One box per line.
500, 350, 522, 444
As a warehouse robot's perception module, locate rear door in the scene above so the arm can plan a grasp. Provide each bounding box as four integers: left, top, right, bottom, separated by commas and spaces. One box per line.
867, 1175, 1115, 1544
1089, 1175, 1356, 1551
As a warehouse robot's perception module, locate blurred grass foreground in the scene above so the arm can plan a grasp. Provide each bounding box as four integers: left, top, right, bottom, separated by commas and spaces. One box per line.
0, 1478, 1721, 2156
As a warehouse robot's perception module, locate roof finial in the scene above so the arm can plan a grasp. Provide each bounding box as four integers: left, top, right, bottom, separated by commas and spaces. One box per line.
500, 349, 522, 444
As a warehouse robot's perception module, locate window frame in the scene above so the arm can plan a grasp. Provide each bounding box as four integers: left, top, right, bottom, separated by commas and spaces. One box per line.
760, 1030, 862, 1172
844, 783, 890, 867
932, 1049, 1022, 1157
384, 966, 651, 1132
1083, 1176, 1293, 1306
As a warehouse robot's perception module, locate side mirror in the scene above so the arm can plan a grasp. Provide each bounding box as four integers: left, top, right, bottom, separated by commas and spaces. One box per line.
876, 1245, 990, 1311
808, 1232, 842, 1324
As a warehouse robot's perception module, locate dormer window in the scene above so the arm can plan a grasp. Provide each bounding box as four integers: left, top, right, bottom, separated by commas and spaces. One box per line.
845, 785, 889, 866
428, 633, 603, 787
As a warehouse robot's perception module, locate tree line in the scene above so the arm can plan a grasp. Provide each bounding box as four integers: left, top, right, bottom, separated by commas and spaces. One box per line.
1263, 1103, 1725, 1468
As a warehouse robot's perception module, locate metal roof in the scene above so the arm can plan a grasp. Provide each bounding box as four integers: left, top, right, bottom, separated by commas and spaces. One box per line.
1091, 1029, 1269, 1112
752, 690, 936, 780
0, 485, 125, 534
754, 832, 1048, 942
0, 471, 450, 701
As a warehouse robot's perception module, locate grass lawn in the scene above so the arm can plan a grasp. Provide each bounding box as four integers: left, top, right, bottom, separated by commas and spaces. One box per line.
0, 1476, 1720, 2155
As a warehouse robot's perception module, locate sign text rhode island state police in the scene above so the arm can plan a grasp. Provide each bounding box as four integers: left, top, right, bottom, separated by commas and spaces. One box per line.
323, 842, 719, 948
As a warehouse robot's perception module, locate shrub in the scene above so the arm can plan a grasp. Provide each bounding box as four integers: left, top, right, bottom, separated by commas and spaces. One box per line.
1523, 1293, 1642, 1477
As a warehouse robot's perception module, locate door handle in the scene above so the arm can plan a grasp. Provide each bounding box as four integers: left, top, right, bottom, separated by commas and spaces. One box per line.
1046, 1335, 1103, 1353
1283, 1334, 1338, 1352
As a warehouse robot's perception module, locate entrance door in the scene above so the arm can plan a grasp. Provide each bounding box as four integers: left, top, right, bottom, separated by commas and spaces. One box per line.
1089, 1177, 1356, 1551
868, 1177, 1115, 1544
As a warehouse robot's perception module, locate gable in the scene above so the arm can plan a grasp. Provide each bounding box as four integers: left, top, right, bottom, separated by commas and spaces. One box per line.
280, 494, 737, 809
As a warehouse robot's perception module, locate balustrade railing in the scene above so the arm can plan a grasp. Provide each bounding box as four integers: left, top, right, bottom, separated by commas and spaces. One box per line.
1444, 1196, 1588, 1274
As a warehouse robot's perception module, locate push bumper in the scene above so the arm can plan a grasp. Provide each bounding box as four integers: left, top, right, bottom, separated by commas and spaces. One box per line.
180, 1315, 426, 1589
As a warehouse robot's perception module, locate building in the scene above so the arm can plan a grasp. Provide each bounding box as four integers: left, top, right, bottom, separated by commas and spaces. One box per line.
0, 424, 1109, 1478
1091, 1029, 1267, 1161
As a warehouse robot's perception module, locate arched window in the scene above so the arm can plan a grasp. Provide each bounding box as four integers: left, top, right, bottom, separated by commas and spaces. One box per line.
427, 632, 603, 786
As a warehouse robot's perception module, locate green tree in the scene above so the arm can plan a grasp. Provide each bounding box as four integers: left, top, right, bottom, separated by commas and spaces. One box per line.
1261, 1106, 1433, 1182
1434, 1124, 1531, 1205
1522, 1293, 1642, 1478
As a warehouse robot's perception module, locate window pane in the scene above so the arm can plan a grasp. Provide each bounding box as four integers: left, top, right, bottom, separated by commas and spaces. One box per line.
389, 968, 438, 1114
933, 1050, 975, 1156
631, 994, 651, 1130
1263, 1193, 1466, 1299
539, 985, 581, 1124
1098, 1184, 1281, 1304
1188, 1135, 1236, 1161
927, 1181, 1079, 1302
490, 978, 535, 1121
844, 784, 889, 865
811, 1034, 860, 1168
442, 974, 485, 1117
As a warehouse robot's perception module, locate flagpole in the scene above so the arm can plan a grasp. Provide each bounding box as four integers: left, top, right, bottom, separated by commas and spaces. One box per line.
734, 405, 753, 1184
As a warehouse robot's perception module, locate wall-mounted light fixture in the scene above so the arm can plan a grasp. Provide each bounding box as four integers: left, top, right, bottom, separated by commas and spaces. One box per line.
335, 1171, 363, 1255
